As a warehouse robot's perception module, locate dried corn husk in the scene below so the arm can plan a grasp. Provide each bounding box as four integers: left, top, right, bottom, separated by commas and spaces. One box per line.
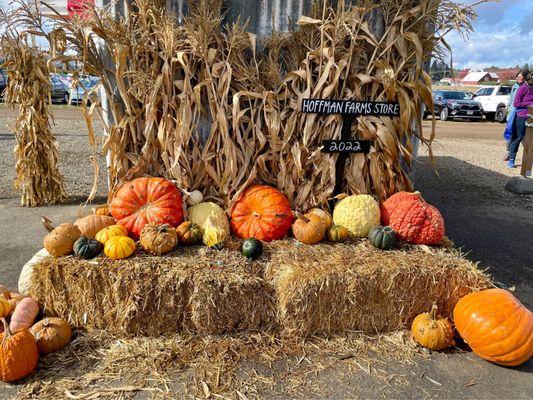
7, 0, 481, 209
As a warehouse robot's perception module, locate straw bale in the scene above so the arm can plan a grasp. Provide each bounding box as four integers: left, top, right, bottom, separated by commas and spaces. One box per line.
29, 243, 275, 337
29, 240, 490, 338
265, 241, 491, 336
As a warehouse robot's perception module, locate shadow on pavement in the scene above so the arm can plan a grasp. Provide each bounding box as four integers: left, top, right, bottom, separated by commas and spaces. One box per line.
415, 156, 533, 307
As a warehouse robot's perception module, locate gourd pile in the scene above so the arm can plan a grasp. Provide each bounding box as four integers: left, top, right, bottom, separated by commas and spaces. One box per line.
40, 177, 447, 261
3, 176, 528, 384
0, 285, 72, 383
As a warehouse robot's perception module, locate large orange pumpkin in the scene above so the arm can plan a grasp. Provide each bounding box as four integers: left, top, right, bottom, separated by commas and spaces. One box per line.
454, 288, 533, 367
110, 177, 184, 239
380, 191, 444, 245
0, 318, 39, 382
230, 185, 294, 242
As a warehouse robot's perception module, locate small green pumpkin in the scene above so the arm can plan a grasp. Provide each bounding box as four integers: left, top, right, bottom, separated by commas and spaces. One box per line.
73, 236, 103, 259
241, 238, 263, 260
368, 226, 396, 250
327, 225, 350, 243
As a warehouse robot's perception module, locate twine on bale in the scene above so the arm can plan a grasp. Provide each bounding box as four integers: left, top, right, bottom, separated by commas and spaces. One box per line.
11, 0, 483, 209
0, 36, 68, 207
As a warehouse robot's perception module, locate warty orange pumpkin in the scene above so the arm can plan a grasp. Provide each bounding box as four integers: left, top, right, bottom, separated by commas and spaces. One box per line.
453, 288, 533, 367
230, 185, 294, 242
380, 191, 444, 245
0, 318, 39, 382
110, 177, 184, 239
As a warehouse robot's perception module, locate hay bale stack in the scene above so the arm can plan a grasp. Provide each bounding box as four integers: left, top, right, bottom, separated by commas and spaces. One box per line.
29, 240, 490, 338
265, 242, 490, 336
29, 245, 275, 337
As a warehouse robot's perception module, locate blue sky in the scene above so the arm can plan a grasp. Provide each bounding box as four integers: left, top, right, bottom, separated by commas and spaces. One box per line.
447, 0, 533, 69
1, 0, 531, 69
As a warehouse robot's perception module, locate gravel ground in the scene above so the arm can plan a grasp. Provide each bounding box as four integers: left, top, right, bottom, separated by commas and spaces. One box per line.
417, 137, 531, 209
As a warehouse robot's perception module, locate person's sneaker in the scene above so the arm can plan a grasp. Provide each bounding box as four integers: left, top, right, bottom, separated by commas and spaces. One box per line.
508, 160, 516, 168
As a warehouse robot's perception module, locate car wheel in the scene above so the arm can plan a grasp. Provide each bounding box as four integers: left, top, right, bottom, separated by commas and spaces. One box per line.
495, 107, 506, 123
439, 107, 449, 121
63, 92, 70, 104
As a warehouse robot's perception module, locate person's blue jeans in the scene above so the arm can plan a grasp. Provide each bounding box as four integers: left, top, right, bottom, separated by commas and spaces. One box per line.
509, 116, 527, 162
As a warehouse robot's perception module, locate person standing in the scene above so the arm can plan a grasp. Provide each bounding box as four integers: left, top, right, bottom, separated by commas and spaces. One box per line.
503, 71, 525, 161
508, 71, 525, 118
508, 71, 533, 168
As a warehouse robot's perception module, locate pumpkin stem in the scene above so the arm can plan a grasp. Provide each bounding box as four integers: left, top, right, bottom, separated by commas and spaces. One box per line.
293, 211, 310, 224
429, 302, 438, 321
41, 216, 56, 232
0, 285, 11, 300
1, 317, 12, 340
157, 224, 171, 233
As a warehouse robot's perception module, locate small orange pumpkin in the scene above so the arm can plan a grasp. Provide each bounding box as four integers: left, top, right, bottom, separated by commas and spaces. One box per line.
42, 220, 82, 257
454, 288, 533, 366
292, 213, 327, 244
30, 317, 72, 355
0, 318, 39, 382
176, 221, 203, 245
93, 205, 111, 216
412, 303, 455, 351
0, 298, 11, 319
308, 208, 333, 229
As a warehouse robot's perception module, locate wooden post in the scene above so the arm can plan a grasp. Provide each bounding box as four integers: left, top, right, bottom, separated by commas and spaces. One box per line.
521, 106, 533, 177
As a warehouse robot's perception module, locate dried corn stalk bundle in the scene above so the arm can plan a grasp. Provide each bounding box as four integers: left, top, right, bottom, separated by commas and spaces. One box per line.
13, 0, 479, 209
1, 36, 68, 207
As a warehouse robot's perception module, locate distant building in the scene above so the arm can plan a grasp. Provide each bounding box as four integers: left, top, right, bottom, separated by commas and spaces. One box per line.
461, 71, 499, 85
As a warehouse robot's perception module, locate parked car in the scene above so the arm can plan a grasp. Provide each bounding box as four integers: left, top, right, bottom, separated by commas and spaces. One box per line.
429, 90, 484, 121
50, 74, 71, 103
67, 77, 100, 104
472, 85, 512, 122
0, 69, 7, 100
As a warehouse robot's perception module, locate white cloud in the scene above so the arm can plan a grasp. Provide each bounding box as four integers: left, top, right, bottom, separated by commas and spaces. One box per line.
447, 27, 533, 69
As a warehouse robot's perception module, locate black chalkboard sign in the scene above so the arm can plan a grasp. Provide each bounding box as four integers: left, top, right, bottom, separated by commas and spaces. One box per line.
300, 98, 400, 197
321, 140, 372, 154
302, 99, 400, 117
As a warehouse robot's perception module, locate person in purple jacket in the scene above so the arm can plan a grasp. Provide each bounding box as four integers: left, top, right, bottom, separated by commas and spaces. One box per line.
508, 71, 533, 168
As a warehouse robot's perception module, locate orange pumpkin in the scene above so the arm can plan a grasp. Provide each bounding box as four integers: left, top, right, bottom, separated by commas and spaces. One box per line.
93, 205, 111, 216
230, 185, 294, 242
75, 215, 116, 239
10, 297, 39, 332
0, 318, 39, 382
110, 177, 184, 239
292, 213, 326, 244
454, 288, 533, 366
381, 191, 444, 245
30, 317, 72, 355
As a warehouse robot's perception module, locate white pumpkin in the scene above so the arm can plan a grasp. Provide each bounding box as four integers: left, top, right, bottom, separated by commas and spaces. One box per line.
187, 190, 204, 206
19, 248, 51, 295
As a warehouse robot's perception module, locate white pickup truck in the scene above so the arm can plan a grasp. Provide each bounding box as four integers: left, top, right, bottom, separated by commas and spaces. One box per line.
472, 85, 512, 122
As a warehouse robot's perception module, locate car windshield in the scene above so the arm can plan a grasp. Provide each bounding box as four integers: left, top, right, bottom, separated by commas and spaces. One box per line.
442, 91, 469, 100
